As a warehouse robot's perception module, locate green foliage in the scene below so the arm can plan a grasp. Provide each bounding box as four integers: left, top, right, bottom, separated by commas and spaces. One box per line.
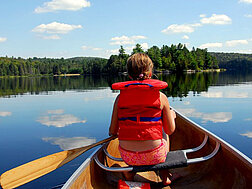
210, 52, 252, 70
1, 44, 251, 77
106, 43, 220, 74
0, 57, 107, 76
132, 44, 144, 55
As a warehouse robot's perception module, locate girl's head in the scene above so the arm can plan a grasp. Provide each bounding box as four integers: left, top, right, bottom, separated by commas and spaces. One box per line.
127, 53, 153, 80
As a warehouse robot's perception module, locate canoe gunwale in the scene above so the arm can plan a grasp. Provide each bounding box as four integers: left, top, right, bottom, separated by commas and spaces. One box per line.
62, 147, 102, 189
174, 108, 252, 166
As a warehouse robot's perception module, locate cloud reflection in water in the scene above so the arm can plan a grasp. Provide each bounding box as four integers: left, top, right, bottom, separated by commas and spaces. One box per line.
42, 137, 96, 150
37, 109, 86, 127
201, 91, 250, 99
240, 132, 252, 138
176, 108, 232, 123
0, 111, 12, 117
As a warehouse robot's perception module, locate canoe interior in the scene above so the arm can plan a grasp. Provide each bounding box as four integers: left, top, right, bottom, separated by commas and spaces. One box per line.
66, 112, 252, 189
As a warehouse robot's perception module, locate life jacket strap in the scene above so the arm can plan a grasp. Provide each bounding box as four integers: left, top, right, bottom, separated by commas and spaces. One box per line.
125, 83, 154, 87
119, 117, 161, 122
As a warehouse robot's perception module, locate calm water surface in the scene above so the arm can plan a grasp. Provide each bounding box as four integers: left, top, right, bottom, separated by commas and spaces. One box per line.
0, 71, 251, 188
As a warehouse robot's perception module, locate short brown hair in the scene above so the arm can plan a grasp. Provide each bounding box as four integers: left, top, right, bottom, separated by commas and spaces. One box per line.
127, 53, 153, 80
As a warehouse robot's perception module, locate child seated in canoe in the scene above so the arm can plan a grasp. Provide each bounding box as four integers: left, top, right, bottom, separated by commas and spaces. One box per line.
109, 53, 177, 185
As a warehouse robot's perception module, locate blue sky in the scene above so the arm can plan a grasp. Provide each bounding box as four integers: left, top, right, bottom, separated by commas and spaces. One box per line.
0, 0, 251, 58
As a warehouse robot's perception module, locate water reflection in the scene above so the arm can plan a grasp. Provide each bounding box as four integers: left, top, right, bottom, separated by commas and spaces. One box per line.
201, 91, 250, 98
1, 70, 252, 98
83, 88, 118, 102
0, 75, 126, 97
37, 109, 86, 128
240, 132, 252, 138
42, 137, 96, 150
244, 118, 252, 121
176, 108, 232, 123
1, 70, 251, 189
0, 111, 12, 116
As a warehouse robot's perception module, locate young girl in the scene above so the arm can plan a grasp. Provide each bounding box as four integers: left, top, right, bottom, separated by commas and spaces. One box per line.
109, 53, 176, 185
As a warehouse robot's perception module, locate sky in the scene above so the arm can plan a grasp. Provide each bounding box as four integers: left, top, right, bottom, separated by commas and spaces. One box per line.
0, 0, 252, 58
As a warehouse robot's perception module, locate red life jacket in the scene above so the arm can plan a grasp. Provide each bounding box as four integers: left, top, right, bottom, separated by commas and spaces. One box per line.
112, 79, 168, 140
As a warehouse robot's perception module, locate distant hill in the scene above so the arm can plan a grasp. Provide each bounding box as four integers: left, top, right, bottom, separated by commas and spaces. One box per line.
210, 52, 252, 70
67, 57, 107, 61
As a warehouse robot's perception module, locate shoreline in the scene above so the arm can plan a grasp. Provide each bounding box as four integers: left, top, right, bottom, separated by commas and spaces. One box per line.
0, 69, 227, 78
53, 74, 81, 77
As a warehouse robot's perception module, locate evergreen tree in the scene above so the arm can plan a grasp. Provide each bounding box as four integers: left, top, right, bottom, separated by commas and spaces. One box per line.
132, 44, 144, 54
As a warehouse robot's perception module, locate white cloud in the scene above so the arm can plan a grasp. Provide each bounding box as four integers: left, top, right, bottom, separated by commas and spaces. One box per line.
240, 132, 252, 138
131, 36, 146, 40
81, 46, 88, 50
32, 22, 82, 34
226, 39, 249, 47
162, 24, 196, 34
200, 14, 232, 25
244, 14, 252, 18
0, 111, 12, 117
92, 47, 102, 51
182, 35, 189, 39
110, 49, 119, 54
0, 37, 7, 42
199, 42, 223, 49
162, 14, 231, 35
239, 0, 252, 4
177, 108, 232, 123
244, 118, 252, 121
42, 136, 96, 150
141, 42, 149, 50
34, 0, 90, 13
37, 109, 86, 127
237, 49, 252, 54
42, 35, 60, 40
110, 35, 146, 45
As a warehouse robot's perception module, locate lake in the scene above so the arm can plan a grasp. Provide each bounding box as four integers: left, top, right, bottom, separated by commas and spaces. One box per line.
0, 70, 251, 189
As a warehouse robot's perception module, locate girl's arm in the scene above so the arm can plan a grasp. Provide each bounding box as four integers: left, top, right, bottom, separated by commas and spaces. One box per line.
109, 95, 119, 136
160, 92, 176, 135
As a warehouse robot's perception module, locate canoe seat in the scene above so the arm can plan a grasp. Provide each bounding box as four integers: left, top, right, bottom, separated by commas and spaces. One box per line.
94, 135, 220, 172
131, 150, 187, 172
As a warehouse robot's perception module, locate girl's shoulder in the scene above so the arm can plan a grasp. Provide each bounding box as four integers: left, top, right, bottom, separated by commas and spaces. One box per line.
160, 92, 169, 109
160, 91, 168, 99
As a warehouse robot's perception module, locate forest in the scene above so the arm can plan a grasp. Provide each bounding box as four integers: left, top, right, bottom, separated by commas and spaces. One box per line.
210, 52, 252, 70
0, 43, 250, 77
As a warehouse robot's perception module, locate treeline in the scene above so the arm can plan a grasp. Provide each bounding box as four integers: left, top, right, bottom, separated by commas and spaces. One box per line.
0, 43, 219, 77
107, 43, 218, 74
0, 56, 107, 76
210, 52, 252, 70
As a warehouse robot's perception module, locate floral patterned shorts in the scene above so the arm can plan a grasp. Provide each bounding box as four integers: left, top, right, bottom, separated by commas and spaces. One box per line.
118, 139, 168, 166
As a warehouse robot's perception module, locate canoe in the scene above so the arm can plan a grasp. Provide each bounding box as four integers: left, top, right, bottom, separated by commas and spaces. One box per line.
62, 109, 252, 189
